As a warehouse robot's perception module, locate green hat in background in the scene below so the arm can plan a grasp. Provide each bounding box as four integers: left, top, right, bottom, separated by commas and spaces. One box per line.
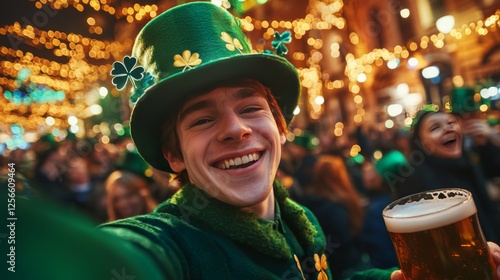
116, 148, 154, 182
375, 150, 408, 179
65, 129, 78, 142
117, 125, 131, 139
291, 131, 320, 150
450, 87, 479, 114
125, 2, 300, 172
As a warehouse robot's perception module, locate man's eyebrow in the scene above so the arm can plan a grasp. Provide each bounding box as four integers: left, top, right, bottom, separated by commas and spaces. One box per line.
178, 88, 259, 122
233, 87, 258, 99
178, 99, 216, 122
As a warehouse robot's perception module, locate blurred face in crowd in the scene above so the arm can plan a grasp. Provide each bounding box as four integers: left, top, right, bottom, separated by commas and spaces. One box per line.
105, 170, 157, 220
361, 162, 382, 190
419, 112, 463, 159
112, 183, 147, 218
65, 156, 90, 185
165, 84, 286, 210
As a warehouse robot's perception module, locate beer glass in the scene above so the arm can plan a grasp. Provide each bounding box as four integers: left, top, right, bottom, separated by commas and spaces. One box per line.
382, 188, 498, 279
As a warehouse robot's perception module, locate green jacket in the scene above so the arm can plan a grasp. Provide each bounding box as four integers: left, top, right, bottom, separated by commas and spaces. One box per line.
100, 181, 395, 280
0, 175, 393, 280
100, 181, 330, 279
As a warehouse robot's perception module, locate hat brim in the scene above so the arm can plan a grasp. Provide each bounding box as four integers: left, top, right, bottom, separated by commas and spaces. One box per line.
130, 53, 300, 172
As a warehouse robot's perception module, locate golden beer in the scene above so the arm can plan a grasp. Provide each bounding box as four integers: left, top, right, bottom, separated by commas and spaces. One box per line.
383, 188, 498, 280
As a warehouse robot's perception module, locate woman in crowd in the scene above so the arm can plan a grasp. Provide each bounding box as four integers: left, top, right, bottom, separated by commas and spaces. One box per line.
299, 154, 368, 279
394, 107, 500, 243
104, 169, 158, 221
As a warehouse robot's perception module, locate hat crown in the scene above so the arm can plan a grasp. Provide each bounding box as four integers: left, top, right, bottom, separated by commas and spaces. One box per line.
133, 2, 252, 82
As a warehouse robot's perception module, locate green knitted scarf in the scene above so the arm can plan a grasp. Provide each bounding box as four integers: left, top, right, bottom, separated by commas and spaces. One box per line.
156, 181, 317, 259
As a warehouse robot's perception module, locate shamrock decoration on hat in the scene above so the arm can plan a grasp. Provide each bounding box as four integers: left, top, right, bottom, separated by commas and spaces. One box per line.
111, 56, 155, 104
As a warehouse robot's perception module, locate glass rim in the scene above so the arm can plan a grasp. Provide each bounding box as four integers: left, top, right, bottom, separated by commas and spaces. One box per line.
382, 188, 472, 219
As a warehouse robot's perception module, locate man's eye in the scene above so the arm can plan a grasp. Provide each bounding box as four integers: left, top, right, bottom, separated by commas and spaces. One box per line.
242, 107, 260, 113
191, 119, 211, 127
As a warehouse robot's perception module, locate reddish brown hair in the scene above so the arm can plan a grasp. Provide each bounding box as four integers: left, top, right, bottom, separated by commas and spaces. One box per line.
310, 155, 365, 235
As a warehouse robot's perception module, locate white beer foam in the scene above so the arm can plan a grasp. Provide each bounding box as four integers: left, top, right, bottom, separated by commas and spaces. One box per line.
383, 189, 477, 233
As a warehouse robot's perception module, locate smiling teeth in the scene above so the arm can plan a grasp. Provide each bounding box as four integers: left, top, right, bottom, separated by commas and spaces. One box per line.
218, 153, 261, 169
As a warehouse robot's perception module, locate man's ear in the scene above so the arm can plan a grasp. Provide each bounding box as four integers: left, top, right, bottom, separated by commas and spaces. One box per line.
280, 133, 286, 145
163, 151, 186, 173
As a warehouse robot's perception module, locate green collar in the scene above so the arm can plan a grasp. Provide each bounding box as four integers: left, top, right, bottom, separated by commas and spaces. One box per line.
256, 200, 285, 234
156, 181, 317, 259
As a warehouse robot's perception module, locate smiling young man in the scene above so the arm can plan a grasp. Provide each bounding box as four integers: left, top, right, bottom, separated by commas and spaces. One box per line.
100, 2, 336, 279
164, 82, 285, 219
99, 2, 500, 280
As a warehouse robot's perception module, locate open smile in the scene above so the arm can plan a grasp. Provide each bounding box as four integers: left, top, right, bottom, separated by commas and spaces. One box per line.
441, 135, 459, 148
215, 152, 262, 170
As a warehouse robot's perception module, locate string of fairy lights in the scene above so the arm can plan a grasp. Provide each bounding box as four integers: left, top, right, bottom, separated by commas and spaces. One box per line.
0, 0, 499, 150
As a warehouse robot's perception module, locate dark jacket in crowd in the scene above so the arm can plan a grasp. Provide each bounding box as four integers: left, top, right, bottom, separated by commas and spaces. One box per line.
299, 194, 370, 279
394, 141, 500, 244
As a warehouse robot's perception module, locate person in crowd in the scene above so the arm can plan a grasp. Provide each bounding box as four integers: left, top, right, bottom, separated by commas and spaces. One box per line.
326, 130, 368, 198
299, 154, 369, 279
30, 133, 68, 201
392, 129, 411, 157
289, 130, 321, 189
360, 151, 405, 269
104, 169, 158, 221
98, 2, 500, 280
280, 130, 320, 201
394, 106, 500, 244
61, 152, 108, 221
104, 149, 158, 221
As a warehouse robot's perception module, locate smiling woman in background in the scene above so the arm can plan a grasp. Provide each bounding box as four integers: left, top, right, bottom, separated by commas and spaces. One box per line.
104, 169, 158, 221
393, 107, 500, 244
104, 149, 158, 221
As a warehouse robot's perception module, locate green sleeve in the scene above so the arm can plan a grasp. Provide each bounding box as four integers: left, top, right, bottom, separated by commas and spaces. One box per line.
99, 215, 189, 279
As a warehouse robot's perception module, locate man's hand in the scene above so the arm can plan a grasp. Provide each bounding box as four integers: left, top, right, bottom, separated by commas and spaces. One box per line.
490, 241, 500, 277
390, 242, 500, 280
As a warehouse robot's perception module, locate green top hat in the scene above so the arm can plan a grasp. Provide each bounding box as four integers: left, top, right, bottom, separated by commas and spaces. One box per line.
126, 2, 300, 172
116, 148, 154, 182
375, 150, 408, 179
291, 131, 319, 150
450, 87, 479, 114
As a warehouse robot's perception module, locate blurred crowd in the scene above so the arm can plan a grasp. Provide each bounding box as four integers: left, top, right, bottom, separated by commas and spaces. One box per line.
0, 129, 179, 224
278, 110, 500, 279
1, 109, 499, 279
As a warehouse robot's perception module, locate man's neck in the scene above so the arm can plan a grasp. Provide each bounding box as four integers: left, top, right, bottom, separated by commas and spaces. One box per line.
243, 188, 275, 220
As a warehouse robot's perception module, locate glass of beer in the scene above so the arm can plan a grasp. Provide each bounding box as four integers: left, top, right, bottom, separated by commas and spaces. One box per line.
382, 188, 498, 279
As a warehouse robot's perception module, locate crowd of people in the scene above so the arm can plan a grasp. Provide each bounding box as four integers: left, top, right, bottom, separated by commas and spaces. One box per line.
1, 2, 500, 279
1, 130, 179, 224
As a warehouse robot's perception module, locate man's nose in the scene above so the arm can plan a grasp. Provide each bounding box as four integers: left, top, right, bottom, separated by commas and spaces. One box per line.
216, 112, 252, 142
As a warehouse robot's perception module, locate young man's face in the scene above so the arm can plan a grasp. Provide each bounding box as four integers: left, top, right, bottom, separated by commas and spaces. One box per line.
419, 112, 463, 158
166, 86, 286, 208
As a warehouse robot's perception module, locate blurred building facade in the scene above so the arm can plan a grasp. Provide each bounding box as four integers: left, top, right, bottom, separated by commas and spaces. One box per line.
244, 0, 499, 151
